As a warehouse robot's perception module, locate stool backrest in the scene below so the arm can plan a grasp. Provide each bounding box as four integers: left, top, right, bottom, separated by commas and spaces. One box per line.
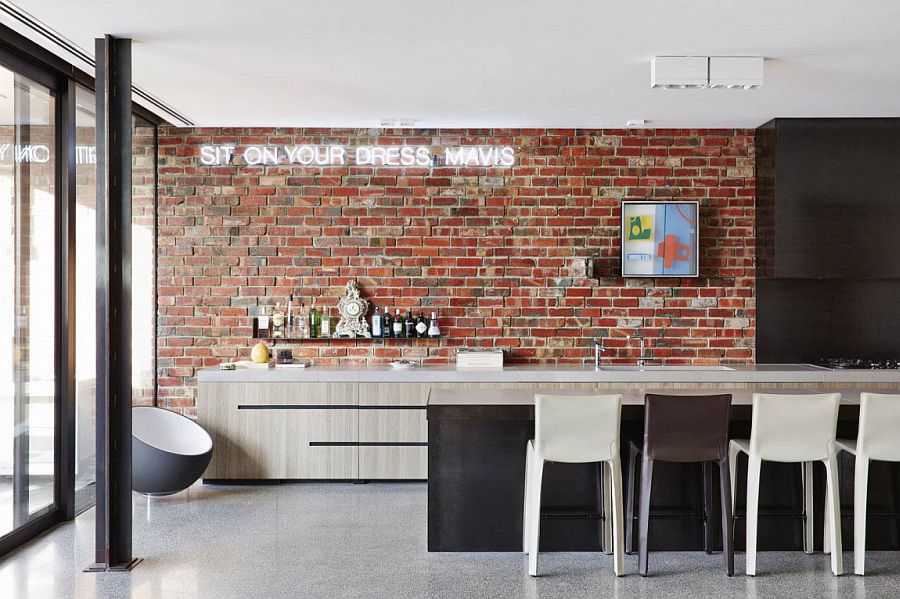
534, 394, 622, 463
859, 393, 900, 461
749, 393, 840, 461
643, 393, 732, 461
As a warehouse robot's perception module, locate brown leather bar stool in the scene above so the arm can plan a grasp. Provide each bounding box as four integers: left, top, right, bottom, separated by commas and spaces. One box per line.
625, 393, 734, 576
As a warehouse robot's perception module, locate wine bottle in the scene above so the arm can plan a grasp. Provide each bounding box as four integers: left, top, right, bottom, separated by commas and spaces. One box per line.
383, 309, 394, 338
309, 298, 320, 338
404, 310, 415, 338
427, 312, 440, 337
393, 308, 404, 338
415, 311, 427, 338
287, 293, 294, 333
371, 306, 383, 338
298, 303, 309, 338
320, 308, 331, 338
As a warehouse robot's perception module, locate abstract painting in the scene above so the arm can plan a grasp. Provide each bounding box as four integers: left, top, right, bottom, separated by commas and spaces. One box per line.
621, 201, 699, 277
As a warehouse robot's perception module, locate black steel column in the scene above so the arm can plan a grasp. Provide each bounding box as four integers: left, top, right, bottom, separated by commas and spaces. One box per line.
58, 76, 77, 521
87, 34, 140, 572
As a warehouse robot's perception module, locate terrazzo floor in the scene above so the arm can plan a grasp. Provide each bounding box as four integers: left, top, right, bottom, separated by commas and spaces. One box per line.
1, 482, 899, 598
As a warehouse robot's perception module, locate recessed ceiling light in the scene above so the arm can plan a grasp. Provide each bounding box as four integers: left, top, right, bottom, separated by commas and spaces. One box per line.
379, 118, 396, 127
399, 118, 418, 127
626, 119, 646, 128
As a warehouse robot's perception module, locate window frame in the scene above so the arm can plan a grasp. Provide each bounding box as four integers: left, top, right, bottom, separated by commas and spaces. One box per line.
0, 22, 160, 557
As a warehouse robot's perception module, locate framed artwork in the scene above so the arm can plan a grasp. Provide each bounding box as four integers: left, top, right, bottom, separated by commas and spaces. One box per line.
621, 201, 699, 277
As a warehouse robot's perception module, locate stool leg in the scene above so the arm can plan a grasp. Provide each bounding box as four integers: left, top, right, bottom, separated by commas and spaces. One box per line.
823, 452, 843, 576
824, 477, 832, 555
803, 461, 814, 554
523, 441, 533, 553
728, 442, 739, 514
745, 456, 762, 576
702, 461, 714, 554
719, 457, 734, 576
854, 455, 869, 576
610, 456, 625, 576
626, 443, 640, 554
638, 455, 654, 576
528, 457, 545, 576
602, 462, 613, 555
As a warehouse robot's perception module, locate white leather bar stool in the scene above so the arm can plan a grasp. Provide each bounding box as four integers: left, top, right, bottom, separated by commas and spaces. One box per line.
523, 394, 624, 577
728, 392, 843, 576
835, 392, 900, 575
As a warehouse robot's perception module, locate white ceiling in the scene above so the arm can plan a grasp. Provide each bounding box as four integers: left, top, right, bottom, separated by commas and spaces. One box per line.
6, 0, 900, 127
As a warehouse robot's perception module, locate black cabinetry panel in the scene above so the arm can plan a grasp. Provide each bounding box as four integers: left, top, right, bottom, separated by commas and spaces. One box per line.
757, 118, 900, 279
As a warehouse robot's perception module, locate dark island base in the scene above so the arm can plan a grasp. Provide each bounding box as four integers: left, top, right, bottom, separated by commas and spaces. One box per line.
427, 404, 900, 552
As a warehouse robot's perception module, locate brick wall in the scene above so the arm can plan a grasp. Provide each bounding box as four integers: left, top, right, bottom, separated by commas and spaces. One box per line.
157, 128, 755, 414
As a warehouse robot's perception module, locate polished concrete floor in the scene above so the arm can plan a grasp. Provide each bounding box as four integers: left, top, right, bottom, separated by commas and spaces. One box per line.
0, 482, 899, 598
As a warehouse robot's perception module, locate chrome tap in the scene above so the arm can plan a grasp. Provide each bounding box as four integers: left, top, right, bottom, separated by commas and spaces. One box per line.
594, 339, 607, 369
627, 334, 647, 366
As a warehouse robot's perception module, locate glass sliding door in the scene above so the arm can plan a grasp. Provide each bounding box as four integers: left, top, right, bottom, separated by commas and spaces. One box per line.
72, 96, 158, 511
73, 85, 96, 509
0, 64, 57, 537
132, 115, 156, 407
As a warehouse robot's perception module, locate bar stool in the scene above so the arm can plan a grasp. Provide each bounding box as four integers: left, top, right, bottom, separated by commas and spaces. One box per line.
835, 392, 900, 575
728, 392, 843, 576
523, 394, 624, 577
625, 393, 734, 576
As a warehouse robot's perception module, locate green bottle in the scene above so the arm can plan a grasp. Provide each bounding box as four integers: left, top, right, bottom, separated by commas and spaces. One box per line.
309, 299, 320, 338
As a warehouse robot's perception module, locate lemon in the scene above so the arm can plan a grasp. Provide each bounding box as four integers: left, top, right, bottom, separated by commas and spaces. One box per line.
251, 343, 270, 364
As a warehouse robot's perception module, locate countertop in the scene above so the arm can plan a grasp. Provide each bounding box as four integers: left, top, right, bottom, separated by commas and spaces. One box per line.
197, 363, 900, 384
426, 387, 866, 407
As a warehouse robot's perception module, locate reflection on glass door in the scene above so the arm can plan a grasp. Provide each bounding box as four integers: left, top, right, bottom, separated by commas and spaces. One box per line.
0, 65, 56, 536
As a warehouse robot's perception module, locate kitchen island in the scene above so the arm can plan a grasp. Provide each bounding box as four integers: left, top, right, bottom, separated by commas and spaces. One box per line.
424, 373, 900, 553
197, 363, 900, 550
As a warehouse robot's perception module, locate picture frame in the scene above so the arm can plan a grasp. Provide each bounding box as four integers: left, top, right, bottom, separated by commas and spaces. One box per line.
620, 200, 700, 277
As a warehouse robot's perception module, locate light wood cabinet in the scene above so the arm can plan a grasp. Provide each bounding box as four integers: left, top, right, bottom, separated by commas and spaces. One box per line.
358, 383, 429, 479
200, 381, 358, 480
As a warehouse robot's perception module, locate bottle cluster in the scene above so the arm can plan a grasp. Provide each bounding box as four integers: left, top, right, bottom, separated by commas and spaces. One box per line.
269, 294, 332, 339
370, 307, 440, 339
262, 295, 440, 340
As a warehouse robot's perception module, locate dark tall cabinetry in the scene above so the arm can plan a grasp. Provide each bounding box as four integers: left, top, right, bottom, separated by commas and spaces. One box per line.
756, 118, 900, 363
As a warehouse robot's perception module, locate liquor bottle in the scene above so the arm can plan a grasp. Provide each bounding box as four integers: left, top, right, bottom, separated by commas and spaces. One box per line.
320, 308, 331, 338
427, 312, 440, 338
371, 306, 383, 338
309, 299, 320, 338
415, 311, 428, 338
383, 309, 394, 338
392, 308, 404, 338
404, 310, 415, 338
287, 293, 294, 333
272, 302, 285, 338
298, 303, 310, 338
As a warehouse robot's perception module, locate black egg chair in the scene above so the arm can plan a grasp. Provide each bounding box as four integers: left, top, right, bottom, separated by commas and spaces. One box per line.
132, 406, 213, 495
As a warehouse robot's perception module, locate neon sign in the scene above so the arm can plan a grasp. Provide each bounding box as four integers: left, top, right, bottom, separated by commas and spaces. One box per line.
198, 144, 515, 167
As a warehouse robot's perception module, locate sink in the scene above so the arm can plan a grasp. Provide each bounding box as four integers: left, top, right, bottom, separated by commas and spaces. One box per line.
598, 365, 735, 371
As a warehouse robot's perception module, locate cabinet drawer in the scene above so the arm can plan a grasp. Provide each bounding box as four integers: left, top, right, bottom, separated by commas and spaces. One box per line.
359, 446, 427, 480
359, 408, 427, 442
359, 383, 429, 406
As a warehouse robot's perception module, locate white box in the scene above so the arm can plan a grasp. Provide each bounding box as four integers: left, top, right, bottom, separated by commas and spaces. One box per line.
456, 348, 504, 369
650, 56, 708, 89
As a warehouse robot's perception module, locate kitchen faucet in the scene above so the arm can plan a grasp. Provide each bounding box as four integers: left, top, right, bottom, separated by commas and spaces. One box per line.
627, 334, 648, 366
594, 339, 607, 369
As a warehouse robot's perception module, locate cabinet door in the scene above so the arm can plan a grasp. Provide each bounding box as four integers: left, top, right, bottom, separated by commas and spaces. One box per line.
199, 381, 288, 479
358, 383, 428, 479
